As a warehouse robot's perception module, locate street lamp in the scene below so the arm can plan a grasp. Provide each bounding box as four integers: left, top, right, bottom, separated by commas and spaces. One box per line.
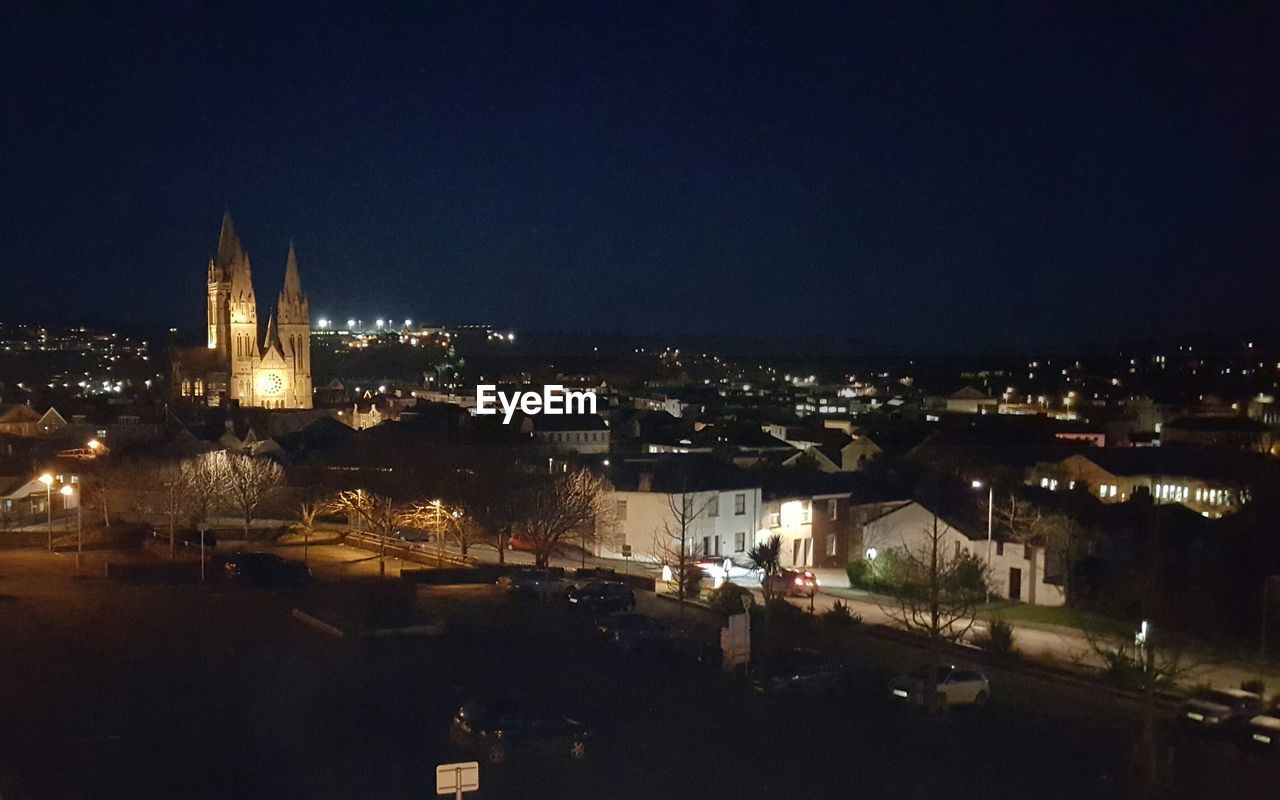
972, 480, 994, 605
61, 484, 82, 574
39, 473, 54, 551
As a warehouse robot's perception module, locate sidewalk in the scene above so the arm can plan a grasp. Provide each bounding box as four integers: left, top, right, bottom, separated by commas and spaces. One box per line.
818, 585, 1280, 693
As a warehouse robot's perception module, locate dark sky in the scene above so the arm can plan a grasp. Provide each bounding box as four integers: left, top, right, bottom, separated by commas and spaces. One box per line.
3, 2, 1278, 350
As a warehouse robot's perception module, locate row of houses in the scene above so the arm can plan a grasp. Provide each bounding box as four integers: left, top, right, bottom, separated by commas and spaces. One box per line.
599, 460, 1062, 606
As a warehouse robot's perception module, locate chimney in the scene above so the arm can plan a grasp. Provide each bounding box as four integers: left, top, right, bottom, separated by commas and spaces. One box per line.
638, 471, 653, 493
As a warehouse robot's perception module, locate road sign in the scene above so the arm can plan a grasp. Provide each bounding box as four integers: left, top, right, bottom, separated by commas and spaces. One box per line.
436, 761, 479, 798
720, 611, 750, 671
621, 544, 632, 557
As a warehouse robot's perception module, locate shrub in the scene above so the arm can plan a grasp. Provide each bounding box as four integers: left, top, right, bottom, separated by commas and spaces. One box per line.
1097, 645, 1145, 690
707, 582, 754, 616
1241, 678, 1267, 696
822, 600, 861, 629
677, 564, 704, 600
750, 597, 810, 630
846, 560, 870, 588
978, 618, 1017, 657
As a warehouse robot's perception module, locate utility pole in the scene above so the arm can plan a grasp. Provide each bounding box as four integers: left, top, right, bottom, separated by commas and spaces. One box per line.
168, 481, 177, 559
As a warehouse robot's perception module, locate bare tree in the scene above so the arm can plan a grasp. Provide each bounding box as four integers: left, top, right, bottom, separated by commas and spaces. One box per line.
221, 453, 286, 539
292, 501, 322, 564
883, 512, 989, 714
143, 459, 195, 558
323, 489, 414, 575
181, 452, 228, 527
323, 490, 408, 539
997, 493, 1092, 603
512, 469, 612, 568
651, 489, 711, 609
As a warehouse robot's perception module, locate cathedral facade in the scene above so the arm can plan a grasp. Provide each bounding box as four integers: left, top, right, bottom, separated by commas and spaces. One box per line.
174, 214, 313, 409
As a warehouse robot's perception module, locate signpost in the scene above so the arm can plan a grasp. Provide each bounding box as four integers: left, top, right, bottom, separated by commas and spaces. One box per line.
436, 761, 479, 799
720, 597, 751, 672
197, 522, 209, 581
621, 543, 632, 575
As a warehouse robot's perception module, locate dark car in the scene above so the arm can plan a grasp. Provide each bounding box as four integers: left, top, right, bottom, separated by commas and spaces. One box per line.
222, 552, 310, 586
450, 701, 592, 764
1244, 709, 1280, 755
751, 648, 847, 695
565, 581, 636, 612
596, 612, 685, 652
496, 573, 571, 597
762, 569, 818, 599
1179, 688, 1265, 733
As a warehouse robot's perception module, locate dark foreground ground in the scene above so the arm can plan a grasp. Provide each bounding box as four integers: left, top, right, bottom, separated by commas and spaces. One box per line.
0, 548, 1275, 800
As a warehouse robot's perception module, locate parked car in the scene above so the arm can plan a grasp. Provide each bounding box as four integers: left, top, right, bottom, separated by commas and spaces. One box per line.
751, 648, 847, 695
450, 701, 592, 764
596, 613, 685, 652
496, 573, 570, 597
565, 581, 636, 612
1179, 688, 1265, 733
222, 552, 309, 586
1244, 709, 1280, 755
890, 664, 990, 707
762, 569, 818, 599
693, 557, 754, 583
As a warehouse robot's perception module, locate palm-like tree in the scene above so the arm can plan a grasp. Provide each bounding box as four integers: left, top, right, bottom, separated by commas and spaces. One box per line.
747, 534, 782, 600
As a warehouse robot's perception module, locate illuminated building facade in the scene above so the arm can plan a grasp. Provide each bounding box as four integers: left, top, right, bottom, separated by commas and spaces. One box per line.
174, 214, 313, 409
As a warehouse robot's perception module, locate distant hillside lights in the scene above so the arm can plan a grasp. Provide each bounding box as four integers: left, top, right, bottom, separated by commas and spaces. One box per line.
475, 384, 598, 424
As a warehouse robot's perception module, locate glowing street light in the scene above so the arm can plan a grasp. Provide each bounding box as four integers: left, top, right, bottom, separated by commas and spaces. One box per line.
346, 318, 356, 329
39, 473, 54, 551
971, 479, 994, 605
60, 484, 83, 573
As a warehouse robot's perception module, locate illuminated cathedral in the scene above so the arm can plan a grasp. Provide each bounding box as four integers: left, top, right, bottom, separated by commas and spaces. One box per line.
173, 213, 313, 409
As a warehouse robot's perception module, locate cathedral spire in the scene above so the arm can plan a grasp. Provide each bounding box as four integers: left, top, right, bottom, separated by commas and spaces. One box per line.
216, 211, 244, 270
262, 312, 282, 353
282, 240, 302, 298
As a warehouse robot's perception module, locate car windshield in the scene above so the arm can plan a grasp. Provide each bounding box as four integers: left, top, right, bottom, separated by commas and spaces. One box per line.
909, 665, 952, 681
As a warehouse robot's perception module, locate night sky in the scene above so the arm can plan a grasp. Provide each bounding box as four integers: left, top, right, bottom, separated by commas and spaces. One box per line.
3, 3, 1278, 350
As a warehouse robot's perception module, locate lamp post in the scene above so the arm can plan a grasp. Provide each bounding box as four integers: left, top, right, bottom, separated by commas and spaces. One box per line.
61, 485, 81, 574
972, 480, 994, 605
39, 473, 54, 551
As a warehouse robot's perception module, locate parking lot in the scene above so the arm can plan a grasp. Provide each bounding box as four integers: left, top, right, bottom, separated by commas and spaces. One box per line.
0, 548, 1275, 799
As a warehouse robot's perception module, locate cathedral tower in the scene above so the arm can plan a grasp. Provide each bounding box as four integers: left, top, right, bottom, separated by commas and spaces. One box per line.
276, 242, 313, 408
227, 230, 259, 403
206, 212, 237, 355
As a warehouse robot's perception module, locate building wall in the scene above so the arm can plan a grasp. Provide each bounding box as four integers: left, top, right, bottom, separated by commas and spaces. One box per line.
607, 488, 762, 562
858, 501, 1063, 606
533, 429, 610, 454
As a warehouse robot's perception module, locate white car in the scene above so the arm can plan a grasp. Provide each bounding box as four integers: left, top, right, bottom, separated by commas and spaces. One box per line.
891, 664, 990, 707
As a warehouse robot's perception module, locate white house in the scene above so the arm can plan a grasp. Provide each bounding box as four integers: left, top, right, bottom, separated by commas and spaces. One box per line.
606, 485, 764, 563
0, 472, 80, 526
859, 501, 1064, 606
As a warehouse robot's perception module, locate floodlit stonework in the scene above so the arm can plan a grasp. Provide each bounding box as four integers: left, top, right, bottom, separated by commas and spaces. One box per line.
174, 213, 313, 409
